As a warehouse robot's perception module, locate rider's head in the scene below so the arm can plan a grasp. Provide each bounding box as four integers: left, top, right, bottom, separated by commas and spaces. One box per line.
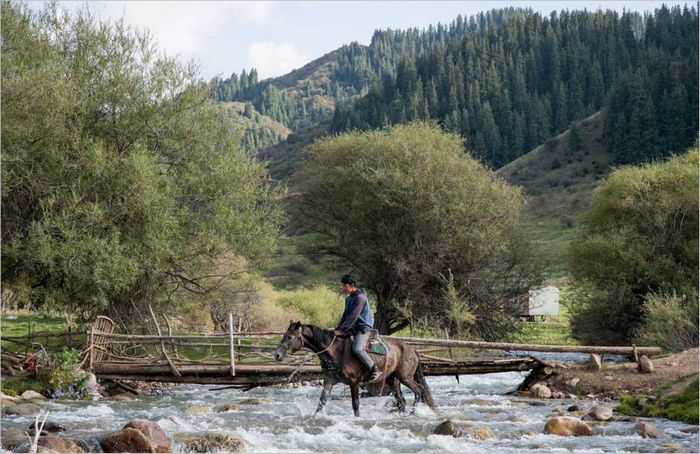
340, 274, 357, 295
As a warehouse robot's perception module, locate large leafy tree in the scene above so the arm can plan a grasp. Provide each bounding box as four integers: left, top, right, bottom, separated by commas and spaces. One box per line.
293, 122, 540, 337
568, 147, 699, 344
1, 3, 281, 321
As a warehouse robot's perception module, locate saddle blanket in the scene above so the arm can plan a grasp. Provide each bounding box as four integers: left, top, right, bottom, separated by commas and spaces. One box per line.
366, 338, 388, 355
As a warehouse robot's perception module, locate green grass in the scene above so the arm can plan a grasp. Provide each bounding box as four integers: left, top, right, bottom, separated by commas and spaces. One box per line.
616, 373, 699, 424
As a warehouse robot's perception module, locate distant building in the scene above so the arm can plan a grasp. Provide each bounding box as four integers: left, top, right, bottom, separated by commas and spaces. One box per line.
516, 286, 560, 319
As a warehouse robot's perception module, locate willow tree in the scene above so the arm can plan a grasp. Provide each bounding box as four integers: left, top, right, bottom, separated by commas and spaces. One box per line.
569, 147, 699, 345
1, 3, 281, 321
293, 122, 540, 337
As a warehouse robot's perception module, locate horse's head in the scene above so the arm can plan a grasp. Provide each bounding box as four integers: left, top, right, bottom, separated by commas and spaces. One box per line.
274, 320, 305, 361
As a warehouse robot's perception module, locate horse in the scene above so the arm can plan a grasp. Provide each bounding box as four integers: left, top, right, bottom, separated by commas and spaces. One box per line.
274, 321, 437, 417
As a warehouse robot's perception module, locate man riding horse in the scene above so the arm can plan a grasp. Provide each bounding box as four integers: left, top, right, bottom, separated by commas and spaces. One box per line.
333, 274, 382, 383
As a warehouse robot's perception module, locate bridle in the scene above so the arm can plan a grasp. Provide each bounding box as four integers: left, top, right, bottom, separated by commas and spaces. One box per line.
279, 325, 337, 358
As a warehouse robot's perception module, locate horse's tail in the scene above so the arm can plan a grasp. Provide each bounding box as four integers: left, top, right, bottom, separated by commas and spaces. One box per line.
414, 362, 437, 410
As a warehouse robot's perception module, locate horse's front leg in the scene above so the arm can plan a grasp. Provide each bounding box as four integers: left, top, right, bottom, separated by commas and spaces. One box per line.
315, 376, 336, 414
350, 383, 360, 417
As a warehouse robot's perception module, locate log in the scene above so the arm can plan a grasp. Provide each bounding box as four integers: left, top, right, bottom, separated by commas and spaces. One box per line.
392, 336, 661, 356
148, 306, 181, 377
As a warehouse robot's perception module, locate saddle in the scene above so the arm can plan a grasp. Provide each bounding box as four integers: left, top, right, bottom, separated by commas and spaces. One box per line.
365, 329, 389, 355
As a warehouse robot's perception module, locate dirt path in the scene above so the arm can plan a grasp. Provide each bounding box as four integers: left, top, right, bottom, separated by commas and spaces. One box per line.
548, 348, 699, 400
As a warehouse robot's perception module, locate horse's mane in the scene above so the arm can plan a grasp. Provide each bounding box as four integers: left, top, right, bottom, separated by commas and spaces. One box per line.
303, 324, 335, 351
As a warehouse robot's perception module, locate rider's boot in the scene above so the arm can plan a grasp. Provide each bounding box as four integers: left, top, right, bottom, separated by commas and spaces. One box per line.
367, 365, 382, 383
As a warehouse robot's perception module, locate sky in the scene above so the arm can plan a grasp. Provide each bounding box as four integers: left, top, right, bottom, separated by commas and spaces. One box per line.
48, 1, 693, 81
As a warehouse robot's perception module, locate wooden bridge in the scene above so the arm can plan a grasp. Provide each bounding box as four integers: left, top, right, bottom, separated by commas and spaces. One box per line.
80, 315, 660, 389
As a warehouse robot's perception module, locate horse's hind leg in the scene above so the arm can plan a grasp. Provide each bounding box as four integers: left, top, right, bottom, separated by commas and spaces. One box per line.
316, 377, 336, 414
398, 376, 423, 413
390, 375, 406, 412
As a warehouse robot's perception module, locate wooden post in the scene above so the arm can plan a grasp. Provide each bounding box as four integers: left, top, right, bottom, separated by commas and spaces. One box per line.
229, 313, 235, 376
148, 305, 181, 377
88, 327, 94, 370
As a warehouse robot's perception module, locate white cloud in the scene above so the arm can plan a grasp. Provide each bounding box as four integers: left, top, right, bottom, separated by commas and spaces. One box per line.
248, 41, 308, 79
73, 1, 276, 60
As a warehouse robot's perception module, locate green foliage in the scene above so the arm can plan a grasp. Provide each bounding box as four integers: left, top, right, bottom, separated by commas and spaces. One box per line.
273, 286, 344, 328
635, 291, 699, 353
1, 3, 281, 322
616, 375, 699, 424
293, 122, 541, 336
37, 348, 92, 399
568, 148, 699, 344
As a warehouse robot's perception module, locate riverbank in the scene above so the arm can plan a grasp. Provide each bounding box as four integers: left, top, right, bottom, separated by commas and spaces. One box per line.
548, 348, 699, 423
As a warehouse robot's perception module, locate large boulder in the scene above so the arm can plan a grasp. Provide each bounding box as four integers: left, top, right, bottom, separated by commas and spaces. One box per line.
587, 406, 613, 421
176, 433, 245, 453
638, 356, 654, 374
433, 420, 465, 437
100, 428, 155, 453
14, 434, 85, 453
530, 384, 552, 399
635, 421, 665, 439
4, 403, 42, 416
37, 434, 85, 453
544, 416, 594, 436
73, 438, 104, 453
20, 390, 46, 401
123, 419, 171, 453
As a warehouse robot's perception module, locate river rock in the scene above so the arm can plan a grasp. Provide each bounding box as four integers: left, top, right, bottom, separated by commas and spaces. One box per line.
123, 419, 171, 453
588, 405, 613, 421
469, 399, 496, 406
518, 429, 536, 437
565, 378, 580, 388
183, 406, 210, 415
0, 392, 21, 402
635, 421, 665, 438
433, 420, 464, 437
587, 354, 602, 370
551, 390, 566, 399
238, 398, 271, 405
100, 428, 155, 453
530, 384, 552, 399
111, 394, 133, 402
471, 427, 495, 440
74, 437, 104, 453
28, 421, 65, 434
544, 416, 594, 436
215, 403, 241, 412
567, 405, 581, 412
20, 390, 46, 401
1, 429, 27, 451
638, 355, 654, 373
177, 433, 245, 453
37, 434, 85, 453
4, 403, 42, 416
1, 398, 16, 407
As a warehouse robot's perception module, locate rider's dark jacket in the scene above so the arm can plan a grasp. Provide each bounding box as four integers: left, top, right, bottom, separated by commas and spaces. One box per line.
336, 288, 373, 334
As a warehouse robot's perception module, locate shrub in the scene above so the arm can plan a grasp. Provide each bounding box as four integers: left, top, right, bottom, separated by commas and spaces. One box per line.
569, 148, 698, 344
273, 286, 344, 328
635, 291, 699, 352
37, 348, 93, 399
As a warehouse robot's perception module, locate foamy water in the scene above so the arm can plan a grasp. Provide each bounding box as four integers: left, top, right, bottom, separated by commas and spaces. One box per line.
2, 373, 698, 452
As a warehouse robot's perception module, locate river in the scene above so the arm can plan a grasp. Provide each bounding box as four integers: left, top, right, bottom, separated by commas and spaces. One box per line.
2, 372, 698, 453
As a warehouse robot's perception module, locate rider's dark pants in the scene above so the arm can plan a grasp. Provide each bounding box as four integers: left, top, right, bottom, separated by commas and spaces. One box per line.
352, 329, 375, 370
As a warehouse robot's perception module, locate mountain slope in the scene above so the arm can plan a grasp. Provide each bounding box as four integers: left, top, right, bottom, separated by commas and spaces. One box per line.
497, 111, 613, 277
219, 102, 291, 154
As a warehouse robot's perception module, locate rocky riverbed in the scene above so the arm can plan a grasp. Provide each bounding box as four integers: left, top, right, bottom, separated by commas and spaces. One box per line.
1, 371, 698, 453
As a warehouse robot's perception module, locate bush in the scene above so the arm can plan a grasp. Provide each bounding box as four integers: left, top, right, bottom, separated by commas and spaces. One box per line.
569, 148, 698, 344
37, 348, 93, 399
635, 291, 699, 352
273, 286, 344, 328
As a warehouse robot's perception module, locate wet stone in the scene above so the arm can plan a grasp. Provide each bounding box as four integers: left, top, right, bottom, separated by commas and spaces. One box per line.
472, 427, 495, 440
183, 406, 210, 415
215, 403, 241, 412
4, 403, 42, 416
238, 398, 272, 405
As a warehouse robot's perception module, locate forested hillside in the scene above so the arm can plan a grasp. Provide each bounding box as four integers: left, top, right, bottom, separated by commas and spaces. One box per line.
332, 5, 698, 168
219, 102, 291, 154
